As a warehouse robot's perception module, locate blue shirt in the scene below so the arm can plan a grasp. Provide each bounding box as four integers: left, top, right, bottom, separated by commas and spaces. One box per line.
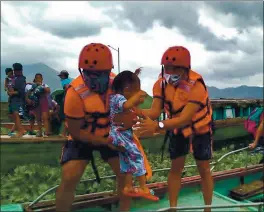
61, 78, 73, 89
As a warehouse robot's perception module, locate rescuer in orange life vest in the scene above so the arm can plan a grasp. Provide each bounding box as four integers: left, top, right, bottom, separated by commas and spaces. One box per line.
55, 43, 132, 212
126, 46, 214, 211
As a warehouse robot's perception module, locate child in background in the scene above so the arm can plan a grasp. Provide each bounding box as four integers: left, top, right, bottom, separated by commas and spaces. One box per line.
4, 68, 16, 135
4, 68, 15, 93
108, 68, 159, 201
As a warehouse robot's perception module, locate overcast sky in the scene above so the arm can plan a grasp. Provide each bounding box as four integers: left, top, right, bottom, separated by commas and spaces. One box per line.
1, 1, 263, 94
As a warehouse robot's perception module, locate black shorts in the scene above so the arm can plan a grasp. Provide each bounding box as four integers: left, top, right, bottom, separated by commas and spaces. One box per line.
60, 140, 119, 165
169, 132, 212, 161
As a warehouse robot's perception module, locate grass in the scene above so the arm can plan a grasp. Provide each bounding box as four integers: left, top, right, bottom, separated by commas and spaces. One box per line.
0, 102, 9, 121
0, 142, 63, 174
0, 131, 252, 175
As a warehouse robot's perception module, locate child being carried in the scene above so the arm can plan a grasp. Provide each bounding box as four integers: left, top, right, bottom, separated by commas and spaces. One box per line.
4, 68, 15, 96
108, 68, 159, 201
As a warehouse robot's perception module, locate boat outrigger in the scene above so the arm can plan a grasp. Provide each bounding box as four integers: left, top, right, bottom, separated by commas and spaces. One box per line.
1, 147, 263, 212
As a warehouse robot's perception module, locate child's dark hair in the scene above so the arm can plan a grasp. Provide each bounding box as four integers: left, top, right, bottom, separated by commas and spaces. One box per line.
112, 68, 142, 93
35, 73, 43, 78
5, 68, 13, 75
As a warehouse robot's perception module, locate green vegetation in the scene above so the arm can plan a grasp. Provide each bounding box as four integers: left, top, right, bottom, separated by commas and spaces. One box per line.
0, 147, 262, 204
1, 102, 9, 122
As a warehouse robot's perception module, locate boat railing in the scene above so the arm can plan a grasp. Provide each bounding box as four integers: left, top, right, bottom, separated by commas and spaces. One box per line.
28, 146, 253, 208
155, 202, 263, 212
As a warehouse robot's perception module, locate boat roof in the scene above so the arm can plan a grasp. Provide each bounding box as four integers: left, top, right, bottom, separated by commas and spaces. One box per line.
210, 98, 263, 107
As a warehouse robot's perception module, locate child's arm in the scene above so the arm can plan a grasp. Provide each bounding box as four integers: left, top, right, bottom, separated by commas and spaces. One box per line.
4, 78, 7, 91
123, 90, 147, 110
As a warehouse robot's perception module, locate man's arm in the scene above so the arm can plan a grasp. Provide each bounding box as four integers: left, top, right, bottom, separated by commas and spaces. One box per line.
142, 98, 163, 120
160, 103, 200, 130
156, 81, 207, 130
66, 118, 109, 145
141, 80, 164, 120
64, 87, 109, 145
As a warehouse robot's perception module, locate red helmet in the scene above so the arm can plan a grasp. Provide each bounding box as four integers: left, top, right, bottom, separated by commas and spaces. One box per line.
161, 46, 191, 69
78, 43, 113, 71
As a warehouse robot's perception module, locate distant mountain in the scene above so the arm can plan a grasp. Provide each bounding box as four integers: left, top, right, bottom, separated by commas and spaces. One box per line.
207, 85, 263, 99
1, 63, 62, 101
1, 63, 263, 102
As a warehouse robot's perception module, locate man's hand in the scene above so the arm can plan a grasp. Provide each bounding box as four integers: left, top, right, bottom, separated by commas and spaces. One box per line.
26, 99, 34, 105
133, 113, 158, 137
113, 111, 139, 131
249, 141, 257, 150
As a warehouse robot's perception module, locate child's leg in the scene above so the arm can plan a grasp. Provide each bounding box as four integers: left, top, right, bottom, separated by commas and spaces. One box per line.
123, 173, 133, 192
136, 175, 148, 192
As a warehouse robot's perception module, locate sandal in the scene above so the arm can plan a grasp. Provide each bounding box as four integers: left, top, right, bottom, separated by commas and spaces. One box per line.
123, 187, 159, 201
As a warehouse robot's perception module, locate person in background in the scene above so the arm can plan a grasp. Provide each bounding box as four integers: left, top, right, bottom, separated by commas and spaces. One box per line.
26, 73, 51, 137
58, 70, 72, 90
4, 68, 15, 92
4, 68, 16, 135
57, 70, 72, 137
24, 81, 36, 135
49, 97, 61, 135
7, 63, 26, 137
249, 113, 264, 163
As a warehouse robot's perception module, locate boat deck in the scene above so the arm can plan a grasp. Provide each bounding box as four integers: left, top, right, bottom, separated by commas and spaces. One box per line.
75, 190, 253, 212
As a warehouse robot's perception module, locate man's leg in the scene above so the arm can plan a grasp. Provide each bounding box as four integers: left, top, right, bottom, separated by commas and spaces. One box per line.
168, 157, 186, 208
42, 111, 51, 135
193, 133, 214, 212
56, 160, 87, 212
11, 108, 24, 137
107, 157, 131, 211
56, 140, 94, 212
196, 160, 213, 212
168, 133, 189, 208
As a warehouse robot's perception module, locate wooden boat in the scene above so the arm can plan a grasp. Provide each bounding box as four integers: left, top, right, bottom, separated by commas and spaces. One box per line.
1, 97, 263, 141
1, 147, 263, 212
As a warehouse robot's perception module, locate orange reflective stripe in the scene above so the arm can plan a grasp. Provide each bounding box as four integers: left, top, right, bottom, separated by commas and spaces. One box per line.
79, 90, 93, 99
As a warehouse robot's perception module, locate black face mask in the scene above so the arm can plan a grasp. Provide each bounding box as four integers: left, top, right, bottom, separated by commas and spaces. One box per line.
82, 70, 110, 94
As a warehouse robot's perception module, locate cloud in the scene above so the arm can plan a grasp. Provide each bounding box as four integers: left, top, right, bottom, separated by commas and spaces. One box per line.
2, 1, 113, 39
1, 1, 263, 96
104, 1, 242, 52
205, 1, 263, 28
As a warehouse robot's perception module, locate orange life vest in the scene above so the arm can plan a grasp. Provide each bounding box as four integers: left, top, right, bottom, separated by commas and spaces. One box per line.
67, 72, 116, 139
158, 70, 213, 138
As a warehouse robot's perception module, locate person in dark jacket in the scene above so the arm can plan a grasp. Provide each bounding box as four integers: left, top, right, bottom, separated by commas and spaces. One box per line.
7, 63, 26, 137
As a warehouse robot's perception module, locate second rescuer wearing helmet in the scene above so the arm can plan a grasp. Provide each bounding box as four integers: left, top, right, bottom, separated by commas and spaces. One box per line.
134, 45, 214, 210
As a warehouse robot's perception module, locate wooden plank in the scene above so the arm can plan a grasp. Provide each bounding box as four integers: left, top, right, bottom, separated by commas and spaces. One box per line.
0, 135, 66, 144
